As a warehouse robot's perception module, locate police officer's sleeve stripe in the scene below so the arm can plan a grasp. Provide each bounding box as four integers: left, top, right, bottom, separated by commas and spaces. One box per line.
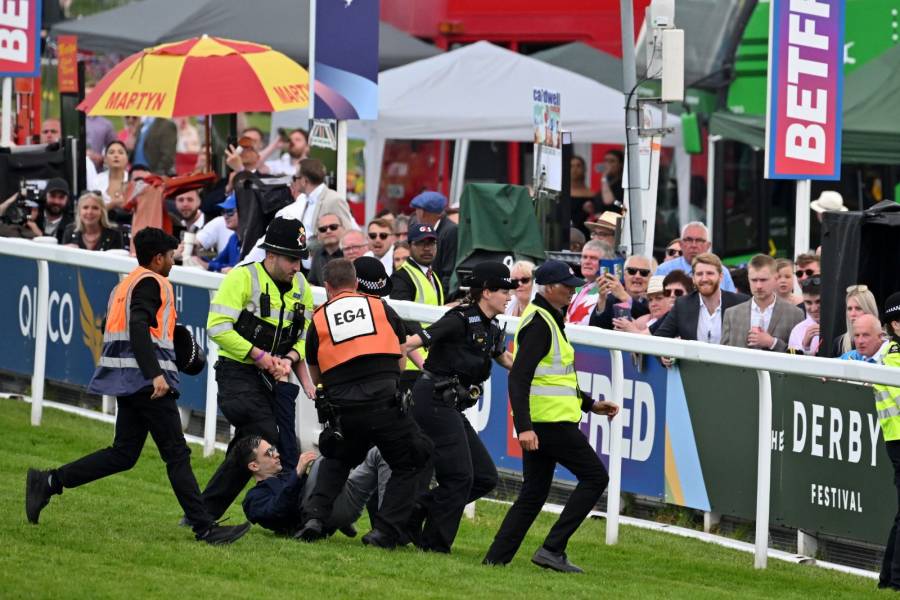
210, 303, 242, 319
208, 322, 234, 337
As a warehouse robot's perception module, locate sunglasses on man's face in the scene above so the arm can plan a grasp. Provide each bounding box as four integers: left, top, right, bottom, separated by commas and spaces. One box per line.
511, 277, 531, 286
666, 248, 683, 257
663, 288, 685, 297
626, 267, 651, 277
796, 268, 817, 279
368, 232, 392, 240
263, 445, 278, 458
318, 223, 340, 233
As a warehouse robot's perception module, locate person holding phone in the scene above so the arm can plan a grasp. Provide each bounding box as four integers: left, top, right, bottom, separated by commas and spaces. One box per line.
588, 254, 655, 330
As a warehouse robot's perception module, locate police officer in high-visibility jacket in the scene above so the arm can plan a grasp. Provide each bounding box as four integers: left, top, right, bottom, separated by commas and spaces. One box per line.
297, 257, 431, 549
877, 293, 900, 590
201, 217, 315, 520
390, 223, 444, 396
483, 260, 619, 573
25, 228, 251, 545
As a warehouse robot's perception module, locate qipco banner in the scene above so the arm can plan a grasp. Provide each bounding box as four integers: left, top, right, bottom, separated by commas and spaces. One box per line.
0, 0, 42, 77
764, 0, 844, 180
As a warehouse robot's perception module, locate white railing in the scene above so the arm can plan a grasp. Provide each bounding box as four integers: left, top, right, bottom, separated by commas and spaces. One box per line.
4, 236, 900, 569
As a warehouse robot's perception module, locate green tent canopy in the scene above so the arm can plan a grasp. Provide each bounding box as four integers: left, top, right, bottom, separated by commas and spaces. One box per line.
710, 43, 900, 164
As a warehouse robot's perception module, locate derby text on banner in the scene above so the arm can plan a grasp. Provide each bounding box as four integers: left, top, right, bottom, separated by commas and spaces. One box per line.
0, 0, 41, 77
764, 0, 845, 180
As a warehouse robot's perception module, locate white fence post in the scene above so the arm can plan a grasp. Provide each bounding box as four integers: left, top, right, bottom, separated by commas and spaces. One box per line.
203, 338, 219, 457
605, 349, 625, 545
30, 260, 50, 426
754, 369, 773, 569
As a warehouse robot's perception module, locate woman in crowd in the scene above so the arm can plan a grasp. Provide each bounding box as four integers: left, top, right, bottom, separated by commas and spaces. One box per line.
833, 285, 880, 356
775, 258, 803, 306
613, 270, 692, 335
664, 239, 682, 262
392, 240, 410, 271
62, 192, 124, 251
94, 141, 129, 208
504, 260, 535, 317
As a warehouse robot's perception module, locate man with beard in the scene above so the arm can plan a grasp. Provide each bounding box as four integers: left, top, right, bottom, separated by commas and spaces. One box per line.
170, 189, 206, 240
39, 178, 74, 243
653, 252, 748, 342
266, 129, 310, 176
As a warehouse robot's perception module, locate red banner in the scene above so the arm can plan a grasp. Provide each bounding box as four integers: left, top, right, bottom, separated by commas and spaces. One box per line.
57, 35, 78, 93
0, 0, 42, 77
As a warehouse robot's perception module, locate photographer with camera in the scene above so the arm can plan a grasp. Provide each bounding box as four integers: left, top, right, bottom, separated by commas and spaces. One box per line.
401, 262, 515, 553
1, 178, 72, 240
0, 192, 42, 238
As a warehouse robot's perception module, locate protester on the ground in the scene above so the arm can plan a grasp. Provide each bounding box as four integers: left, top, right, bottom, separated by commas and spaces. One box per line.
94, 141, 130, 208
566, 240, 613, 324
584, 211, 620, 248
483, 260, 619, 573
365, 217, 396, 275
393, 215, 410, 243
833, 285, 880, 356
38, 178, 74, 242
594, 149, 624, 214
653, 253, 749, 342
392, 241, 410, 271
775, 258, 803, 306
720, 254, 804, 352
788, 277, 823, 355
569, 227, 586, 253
794, 252, 821, 284
840, 314, 887, 362
309, 213, 345, 286
410, 191, 457, 294
403, 262, 515, 553
206, 196, 241, 273
664, 239, 682, 262
874, 292, 900, 590
62, 192, 124, 251
655, 222, 737, 292
506, 260, 536, 317
570, 155, 596, 234
25, 228, 252, 545
340, 230, 368, 262
265, 128, 309, 176
588, 254, 655, 330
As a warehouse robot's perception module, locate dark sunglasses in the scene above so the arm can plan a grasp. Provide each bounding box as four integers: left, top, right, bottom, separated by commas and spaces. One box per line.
666, 248, 682, 257
318, 223, 340, 233
368, 232, 392, 240
795, 268, 817, 278
263, 445, 278, 458
511, 277, 531, 286
800, 276, 822, 288
626, 267, 651, 277
663, 288, 685, 297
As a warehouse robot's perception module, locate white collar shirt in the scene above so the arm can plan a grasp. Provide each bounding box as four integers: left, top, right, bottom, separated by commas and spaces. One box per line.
697, 293, 723, 344
751, 296, 776, 331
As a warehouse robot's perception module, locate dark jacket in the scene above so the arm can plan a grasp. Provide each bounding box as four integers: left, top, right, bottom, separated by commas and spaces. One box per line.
652, 290, 749, 341
242, 470, 307, 535
61, 223, 124, 251
433, 217, 458, 293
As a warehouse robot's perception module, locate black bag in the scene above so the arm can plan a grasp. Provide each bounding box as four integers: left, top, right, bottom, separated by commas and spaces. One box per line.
232, 172, 295, 259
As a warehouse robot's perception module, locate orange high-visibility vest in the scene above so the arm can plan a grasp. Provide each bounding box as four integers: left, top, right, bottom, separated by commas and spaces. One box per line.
312, 291, 401, 374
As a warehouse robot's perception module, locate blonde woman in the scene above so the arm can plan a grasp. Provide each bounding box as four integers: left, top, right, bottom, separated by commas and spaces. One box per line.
62, 192, 124, 251
832, 285, 879, 355
504, 260, 536, 317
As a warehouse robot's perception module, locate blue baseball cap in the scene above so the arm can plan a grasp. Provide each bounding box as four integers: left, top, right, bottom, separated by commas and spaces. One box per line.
218, 192, 236, 211
407, 223, 438, 244
535, 260, 584, 287
410, 190, 447, 214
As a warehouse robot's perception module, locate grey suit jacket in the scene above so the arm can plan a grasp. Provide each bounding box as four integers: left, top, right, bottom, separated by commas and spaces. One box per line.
720, 296, 805, 352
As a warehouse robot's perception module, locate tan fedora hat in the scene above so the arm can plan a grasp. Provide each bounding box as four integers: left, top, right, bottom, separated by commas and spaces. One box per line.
584, 210, 622, 233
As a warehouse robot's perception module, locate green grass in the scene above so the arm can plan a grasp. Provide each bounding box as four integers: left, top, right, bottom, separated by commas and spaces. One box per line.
0, 398, 879, 599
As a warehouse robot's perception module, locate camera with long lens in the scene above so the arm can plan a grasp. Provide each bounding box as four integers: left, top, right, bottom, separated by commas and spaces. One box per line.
2, 179, 44, 226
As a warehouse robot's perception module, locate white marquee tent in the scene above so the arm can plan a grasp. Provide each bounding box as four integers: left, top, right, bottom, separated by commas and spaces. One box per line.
353, 41, 690, 229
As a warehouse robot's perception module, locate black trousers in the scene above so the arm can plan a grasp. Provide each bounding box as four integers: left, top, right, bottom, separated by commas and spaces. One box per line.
302, 379, 431, 543
881, 440, 900, 587
201, 359, 280, 519
484, 421, 609, 565
412, 376, 498, 552
55, 389, 214, 534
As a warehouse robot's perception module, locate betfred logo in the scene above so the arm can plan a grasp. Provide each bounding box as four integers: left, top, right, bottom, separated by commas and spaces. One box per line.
0, 0, 41, 77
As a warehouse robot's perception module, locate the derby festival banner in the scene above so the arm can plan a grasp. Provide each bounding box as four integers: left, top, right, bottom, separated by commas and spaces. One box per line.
0, 0, 42, 77
314, 0, 379, 120
764, 0, 845, 180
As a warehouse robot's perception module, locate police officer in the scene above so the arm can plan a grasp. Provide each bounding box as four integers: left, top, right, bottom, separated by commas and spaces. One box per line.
390, 223, 444, 396
403, 262, 516, 553
483, 260, 619, 573
877, 292, 900, 590
201, 217, 315, 520
297, 258, 431, 549
25, 228, 251, 545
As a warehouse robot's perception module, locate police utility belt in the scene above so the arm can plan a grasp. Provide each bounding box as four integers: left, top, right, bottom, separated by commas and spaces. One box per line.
233, 300, 305, 357
422, 370, 482, 411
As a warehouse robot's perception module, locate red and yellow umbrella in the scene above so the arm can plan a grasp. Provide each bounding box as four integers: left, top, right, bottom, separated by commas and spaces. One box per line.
78, 35, 310, 117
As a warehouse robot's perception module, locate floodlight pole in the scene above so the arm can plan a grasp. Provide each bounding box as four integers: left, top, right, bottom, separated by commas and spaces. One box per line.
620, 0, 646, 256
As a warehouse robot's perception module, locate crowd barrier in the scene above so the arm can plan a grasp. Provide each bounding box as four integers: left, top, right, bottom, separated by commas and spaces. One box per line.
3, 237, 900, 569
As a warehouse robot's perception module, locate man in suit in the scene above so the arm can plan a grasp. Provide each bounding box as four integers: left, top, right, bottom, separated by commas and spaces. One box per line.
653, 252, 748, 343
293, 158, 358, 250
409, 191, 457, 294
721, 254, 805, 351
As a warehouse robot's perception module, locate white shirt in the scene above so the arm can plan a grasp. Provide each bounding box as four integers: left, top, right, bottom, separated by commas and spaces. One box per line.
697, 293, 723, 344
176, 211, 206, 235
365, 245, 394, 276
750, 296, 776, 332
264, 153, 296, 176
196, 216, 235, 253
92, 169, 129, 205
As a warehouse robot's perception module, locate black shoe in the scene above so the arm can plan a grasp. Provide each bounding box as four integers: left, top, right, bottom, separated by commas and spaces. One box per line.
362, 528, 397, 550
531, 547, 583, 573
196, 521, 251, 545
25, 468, 53, 524
338, 523, 357, 538
294, 519, 326, 542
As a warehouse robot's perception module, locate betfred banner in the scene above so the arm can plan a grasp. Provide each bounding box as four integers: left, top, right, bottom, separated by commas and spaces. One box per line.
0, 0, 42, 77
313, 0, 379, 120
764, 0, 844, 180
57, 35, 78, 94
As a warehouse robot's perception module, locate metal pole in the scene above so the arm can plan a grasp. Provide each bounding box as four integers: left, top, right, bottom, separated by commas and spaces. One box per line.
31, 260, 50, 426
754, 369, 773, 569
620, 0, 645, 256
605, 349, 625, 545
336, 120, 348, 198
308, 0, 317, 124
1, 77, 11, 147
794, 179, 812, 257
706, 134, 721, 244
204, 309, 219, 457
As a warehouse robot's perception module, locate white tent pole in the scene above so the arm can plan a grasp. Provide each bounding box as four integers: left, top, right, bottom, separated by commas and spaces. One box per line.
794, 179, 811, 257
363, 133, 384, 225
706, 135, 721, 244
337, 121, 348, 198
449, 139, 469, 207
1, 78, 12, 147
